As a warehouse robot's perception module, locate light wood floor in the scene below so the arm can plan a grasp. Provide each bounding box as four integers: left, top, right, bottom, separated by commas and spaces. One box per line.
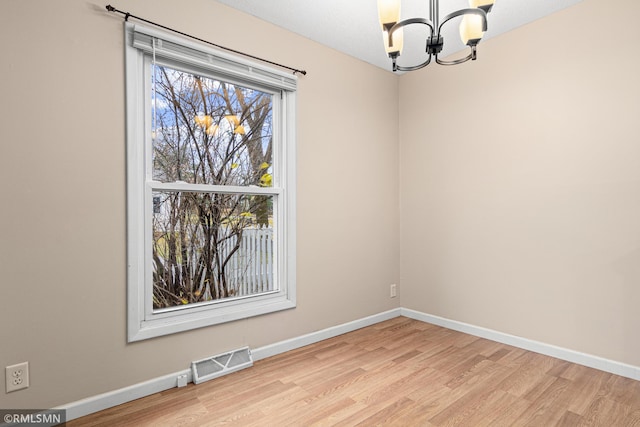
68, 317, 640, 426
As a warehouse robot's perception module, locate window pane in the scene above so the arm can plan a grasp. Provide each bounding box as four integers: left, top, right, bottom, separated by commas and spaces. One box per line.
152, 191, 275, 310
151, 64, 274, 187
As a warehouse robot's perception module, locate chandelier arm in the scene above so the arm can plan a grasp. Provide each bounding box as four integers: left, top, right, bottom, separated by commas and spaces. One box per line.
387, 17, 436, 72
435, 52, 472, 66
435, 45, 478, 66
389, 17, 435, 40
396, 55, 433, 72
437, 8, 487, 36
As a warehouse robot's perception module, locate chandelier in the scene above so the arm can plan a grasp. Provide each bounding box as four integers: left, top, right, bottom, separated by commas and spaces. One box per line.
378, 0, 496, 72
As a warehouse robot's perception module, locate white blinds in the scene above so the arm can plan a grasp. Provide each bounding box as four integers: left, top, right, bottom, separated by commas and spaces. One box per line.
129, 23, 297, 92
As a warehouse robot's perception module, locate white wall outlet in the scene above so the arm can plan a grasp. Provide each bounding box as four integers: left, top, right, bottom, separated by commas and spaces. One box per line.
390, 283, 397, 298
6, 362, 29, 393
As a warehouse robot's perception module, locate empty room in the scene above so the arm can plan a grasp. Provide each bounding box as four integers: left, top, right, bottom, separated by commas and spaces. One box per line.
1, 0, 639, 425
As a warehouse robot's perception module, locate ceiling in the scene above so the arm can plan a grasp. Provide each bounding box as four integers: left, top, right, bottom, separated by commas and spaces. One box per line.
216, 0, 583, 72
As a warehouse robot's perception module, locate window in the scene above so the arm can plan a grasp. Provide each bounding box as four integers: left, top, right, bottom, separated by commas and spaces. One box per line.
125, 24, 296, 341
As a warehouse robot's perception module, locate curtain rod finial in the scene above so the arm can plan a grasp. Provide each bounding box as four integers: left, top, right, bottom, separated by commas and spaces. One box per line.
106, 4, 115, 12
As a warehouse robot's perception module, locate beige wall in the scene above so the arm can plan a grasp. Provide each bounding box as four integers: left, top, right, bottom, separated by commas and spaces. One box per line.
0, 0, 399, 409
400, 0, 640, 367
3, 0, 639, 412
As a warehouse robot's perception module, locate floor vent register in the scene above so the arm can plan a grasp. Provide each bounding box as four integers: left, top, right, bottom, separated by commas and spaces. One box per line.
191, 347, 253, 384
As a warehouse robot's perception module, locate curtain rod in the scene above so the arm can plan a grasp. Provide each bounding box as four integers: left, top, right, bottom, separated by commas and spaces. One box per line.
105, 5, 307, 76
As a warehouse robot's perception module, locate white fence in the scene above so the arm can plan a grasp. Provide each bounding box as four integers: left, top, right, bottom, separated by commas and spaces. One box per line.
224, 227, 274, 297
153, 225, 274, 302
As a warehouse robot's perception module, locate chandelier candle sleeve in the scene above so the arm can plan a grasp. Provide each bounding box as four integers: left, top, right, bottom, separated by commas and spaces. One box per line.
378, 0, 495, 72
470, 0, 495, 11
378, 0, 403, 54
378, 0, 401, 27
460, 14, 485, 45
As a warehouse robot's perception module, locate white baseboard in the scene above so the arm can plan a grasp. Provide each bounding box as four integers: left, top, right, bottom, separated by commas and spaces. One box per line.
58, 308, 401, 421
401, 308, 640, 381
251, 308, 402, 361
59, 307, 640, 421
57, 369, 192, 421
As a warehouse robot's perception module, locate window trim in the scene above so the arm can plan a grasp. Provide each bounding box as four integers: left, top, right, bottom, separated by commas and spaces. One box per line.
124, 23, 296, 342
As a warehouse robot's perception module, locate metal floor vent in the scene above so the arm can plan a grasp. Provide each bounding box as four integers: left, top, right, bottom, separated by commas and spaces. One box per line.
191, 347, 253, 384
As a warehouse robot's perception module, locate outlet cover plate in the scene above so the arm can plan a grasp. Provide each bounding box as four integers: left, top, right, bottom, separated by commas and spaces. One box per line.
6, 362, 29, 393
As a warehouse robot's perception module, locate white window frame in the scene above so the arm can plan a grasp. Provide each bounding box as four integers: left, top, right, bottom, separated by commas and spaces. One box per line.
124, 23, 296, 342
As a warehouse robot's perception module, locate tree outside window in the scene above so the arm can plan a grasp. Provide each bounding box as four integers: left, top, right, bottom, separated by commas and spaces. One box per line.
151, 65, 276, 309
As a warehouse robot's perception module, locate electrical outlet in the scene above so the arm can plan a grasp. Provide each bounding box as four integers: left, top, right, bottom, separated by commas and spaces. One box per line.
6, 362, 29, 393
390, 283, 397, 298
